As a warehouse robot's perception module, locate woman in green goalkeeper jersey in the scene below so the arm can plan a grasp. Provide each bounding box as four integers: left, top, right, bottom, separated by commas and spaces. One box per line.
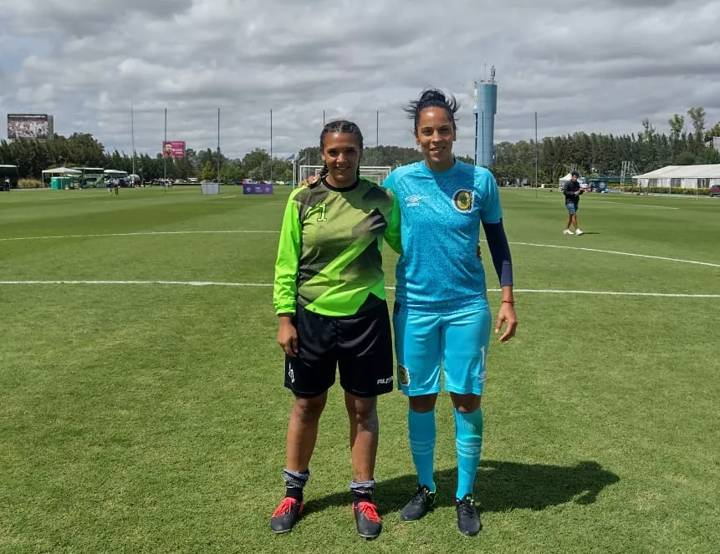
270, 120, 401, 539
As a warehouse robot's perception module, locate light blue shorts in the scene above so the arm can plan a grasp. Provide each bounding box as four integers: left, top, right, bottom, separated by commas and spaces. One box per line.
393, 306, 491, 397
565, 202, 578, 215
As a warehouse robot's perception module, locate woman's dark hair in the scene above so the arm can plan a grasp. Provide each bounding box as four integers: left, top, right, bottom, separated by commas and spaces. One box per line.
404, 89, 459, 136
319, 119, 364, 181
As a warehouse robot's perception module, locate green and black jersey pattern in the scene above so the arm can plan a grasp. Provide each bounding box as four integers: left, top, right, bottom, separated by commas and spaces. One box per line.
274, 178, 401, 317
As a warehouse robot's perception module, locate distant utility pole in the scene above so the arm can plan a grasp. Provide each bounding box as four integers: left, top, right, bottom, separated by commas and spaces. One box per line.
376, 110, 380, 147
217, 107, 221, 182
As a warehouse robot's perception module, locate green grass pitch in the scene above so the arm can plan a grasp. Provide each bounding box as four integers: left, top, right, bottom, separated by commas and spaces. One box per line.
1, 186, 719, 552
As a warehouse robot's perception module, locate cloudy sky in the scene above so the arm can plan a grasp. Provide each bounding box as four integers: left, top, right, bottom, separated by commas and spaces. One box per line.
1, 0, 719, 159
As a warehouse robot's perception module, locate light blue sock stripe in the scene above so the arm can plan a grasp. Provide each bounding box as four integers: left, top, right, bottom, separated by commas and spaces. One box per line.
454, 408, 483, 500
408, 409, 436, 492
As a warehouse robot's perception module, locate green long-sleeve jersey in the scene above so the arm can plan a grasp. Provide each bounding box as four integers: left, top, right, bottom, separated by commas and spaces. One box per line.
273, 177, 401, 317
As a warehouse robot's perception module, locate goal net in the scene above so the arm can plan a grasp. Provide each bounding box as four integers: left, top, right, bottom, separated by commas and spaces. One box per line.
297, 165, 392, 186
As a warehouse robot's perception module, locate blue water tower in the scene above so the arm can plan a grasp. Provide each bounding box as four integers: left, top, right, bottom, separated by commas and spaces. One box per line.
474, 66, 497, 167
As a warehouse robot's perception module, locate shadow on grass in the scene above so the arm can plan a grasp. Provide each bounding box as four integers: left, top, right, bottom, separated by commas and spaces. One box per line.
304, 459, 619, 516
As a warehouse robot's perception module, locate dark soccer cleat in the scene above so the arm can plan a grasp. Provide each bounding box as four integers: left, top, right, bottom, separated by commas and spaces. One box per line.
270, 497, 303, 534
400, 485, 436, 521
353, 499, 382, 539
455, 494, 482, 536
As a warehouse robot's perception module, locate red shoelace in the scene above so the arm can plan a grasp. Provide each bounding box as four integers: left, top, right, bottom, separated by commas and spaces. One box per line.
272, 497, 301, 517
354, 501, 381, 523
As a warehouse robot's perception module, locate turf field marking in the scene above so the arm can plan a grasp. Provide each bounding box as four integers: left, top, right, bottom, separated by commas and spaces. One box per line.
0, 280, 274, 287
494, 288, 720, 298
3, 231, 718, 270
1, 280, 718, 298
0, 230, 278, 242
506, 241, 720, 269
588, 200, 679, 210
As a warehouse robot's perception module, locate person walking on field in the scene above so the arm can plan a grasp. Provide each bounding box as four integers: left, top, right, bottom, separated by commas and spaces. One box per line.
563, 171, 584, 235
271, 119, 401, 540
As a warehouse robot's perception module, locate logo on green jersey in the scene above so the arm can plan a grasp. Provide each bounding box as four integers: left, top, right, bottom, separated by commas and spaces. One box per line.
314, 202, 327, 222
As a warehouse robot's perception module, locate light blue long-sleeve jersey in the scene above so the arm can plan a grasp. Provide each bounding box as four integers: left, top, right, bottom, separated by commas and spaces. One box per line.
383, 160, 502, 313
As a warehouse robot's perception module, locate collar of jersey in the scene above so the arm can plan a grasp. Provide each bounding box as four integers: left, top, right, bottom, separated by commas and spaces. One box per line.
421, 158, 457, 177
321, 176, 360, 192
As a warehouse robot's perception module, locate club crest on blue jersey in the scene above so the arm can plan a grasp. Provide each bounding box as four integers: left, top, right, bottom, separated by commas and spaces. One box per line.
453, 189, 473, 213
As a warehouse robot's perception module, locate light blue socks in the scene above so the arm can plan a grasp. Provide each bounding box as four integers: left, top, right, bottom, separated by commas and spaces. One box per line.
454, 408, 483, 499
408, 409, 436, 492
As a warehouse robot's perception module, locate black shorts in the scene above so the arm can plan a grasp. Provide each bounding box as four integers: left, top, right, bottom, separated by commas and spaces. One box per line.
284, 301, 393, 398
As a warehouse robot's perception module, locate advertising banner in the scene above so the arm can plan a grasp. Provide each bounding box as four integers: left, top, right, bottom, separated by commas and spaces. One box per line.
162, 141, 186, 159
242, 182, 273, 195
8, 114, 53, 139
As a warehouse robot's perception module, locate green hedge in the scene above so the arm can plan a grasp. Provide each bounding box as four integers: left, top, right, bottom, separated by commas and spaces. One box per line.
18, 179, 44, 189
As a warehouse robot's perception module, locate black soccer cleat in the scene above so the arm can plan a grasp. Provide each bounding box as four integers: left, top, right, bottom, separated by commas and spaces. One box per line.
455, 494, 482, 536
353, 499, 382, 540
270, 497, 303, 534
400, 485, 436, 521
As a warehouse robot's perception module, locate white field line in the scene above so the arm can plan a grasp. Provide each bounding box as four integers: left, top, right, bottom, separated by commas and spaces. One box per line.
0, 280, 273, 287
2, 230, 718, 269
1, 280, 718, 298
505, 241, 720, 269
587, 200, 679, 210
0, 230, 278, 242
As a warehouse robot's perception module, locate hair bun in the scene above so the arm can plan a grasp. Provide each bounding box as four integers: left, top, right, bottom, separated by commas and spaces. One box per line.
419, 90, 447, 103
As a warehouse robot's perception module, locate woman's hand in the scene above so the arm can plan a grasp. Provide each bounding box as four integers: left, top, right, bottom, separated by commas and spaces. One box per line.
277, 315, 298, 356
494, 302, 518, 342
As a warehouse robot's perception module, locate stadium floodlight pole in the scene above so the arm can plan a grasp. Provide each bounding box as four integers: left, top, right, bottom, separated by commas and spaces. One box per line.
131, 101, 136, 177
376, 110, 379, 147
163, 108, 167, 181
269, 109, 273, 183
217, 107, 221, 182
535, 111, 539, 198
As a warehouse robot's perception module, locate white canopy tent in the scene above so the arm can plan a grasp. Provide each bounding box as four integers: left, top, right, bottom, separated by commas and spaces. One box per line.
42, 167, 82, 176
41, 167, 82, 186
633, 165, 720, 189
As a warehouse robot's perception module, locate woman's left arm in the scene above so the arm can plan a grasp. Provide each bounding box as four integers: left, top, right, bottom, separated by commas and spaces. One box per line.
482, 220, 517, 342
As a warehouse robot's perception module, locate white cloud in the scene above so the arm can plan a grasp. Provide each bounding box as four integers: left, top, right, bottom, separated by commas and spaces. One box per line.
1, 0, 718, 158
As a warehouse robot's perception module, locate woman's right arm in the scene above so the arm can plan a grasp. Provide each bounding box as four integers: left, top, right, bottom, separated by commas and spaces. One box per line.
274, 194, 302, 355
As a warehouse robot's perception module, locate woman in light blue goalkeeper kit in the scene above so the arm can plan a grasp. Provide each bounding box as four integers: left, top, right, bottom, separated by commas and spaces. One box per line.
383, 89, 517, 536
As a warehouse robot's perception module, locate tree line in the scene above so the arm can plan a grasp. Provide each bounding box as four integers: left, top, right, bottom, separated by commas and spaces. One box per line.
494, 108, 720, 184
1, 107, 718, 184
0, 133, 297, 183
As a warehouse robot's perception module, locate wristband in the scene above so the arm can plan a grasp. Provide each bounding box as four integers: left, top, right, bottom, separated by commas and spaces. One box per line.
501, 300, 514, 305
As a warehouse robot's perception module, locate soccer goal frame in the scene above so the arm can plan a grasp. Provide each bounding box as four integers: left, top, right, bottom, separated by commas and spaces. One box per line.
296, 165, 392, 186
